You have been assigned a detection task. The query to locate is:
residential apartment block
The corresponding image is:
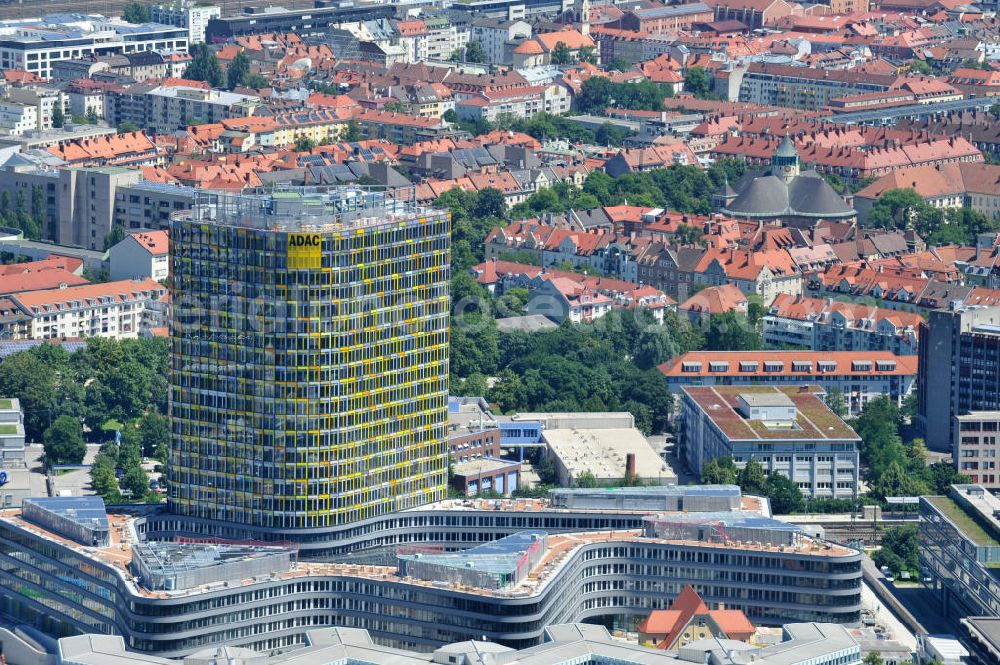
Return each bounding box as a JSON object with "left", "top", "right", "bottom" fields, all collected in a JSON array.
[
  {"left": 681, "top": 386, "right": 860, "bottom": 499},
  {"left": 146, "top": 85, "right": 261, "bottom": 134},
  {"left": 0, "top": 278, "right": 167, "bottom": 340},
  {"left": 918, "top": 305, "right": 1000, "bottom": 451},
  {"left": 661, "top": 351, "right": 917, "bottom": 417},
  {"left": 736, "top": 63, "right": 898, "bottom": 110},
  {"left": 764, "top": 293, "right": 922, "bottom": 355}
]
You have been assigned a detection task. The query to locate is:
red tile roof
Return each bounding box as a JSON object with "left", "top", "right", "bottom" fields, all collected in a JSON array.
[{"left": 126, "top": 231, "right": 168, "bottom": 256}]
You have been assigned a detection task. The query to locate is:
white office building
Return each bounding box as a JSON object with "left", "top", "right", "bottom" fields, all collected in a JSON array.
[
  {"left": 149, "top": 2, "right": 221, "bottom": 45},
  {"left": 0, "top": 101, "right": 37, "bottom": 135},
  {"left": 0, "top": 15, "right": 188, "bottom": 79}
]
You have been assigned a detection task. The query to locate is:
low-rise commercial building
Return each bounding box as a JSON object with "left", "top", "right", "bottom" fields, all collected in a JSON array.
[
  {"left": 955, "top": 412, "right": 1000, "bottom": 491},
  {"left": 447, "top": 396, "right": 502, "bottom": 463},
  {"left": 450, "top": 457, "right": 522, "bottom": 496},
  {"left": 681, "top": 386, "right": 860, "bottom": 499},
  {"left": 0, "top": 486, "right": 863, "bottom": 656},
  {"left": 521, "top": 411, "right": 676, "bottom": 486},
  {"left": 0, "top": 16, "right": 188, "bottom": 80},
  {"left": 921, "top": 484, "right": 1000, "bottom": 619},
  {"left": 55, "top": 621, "right": 862, "bottom": 665},
  {"left": 661, "top": 351, "right": 917, "bottom": 417}
]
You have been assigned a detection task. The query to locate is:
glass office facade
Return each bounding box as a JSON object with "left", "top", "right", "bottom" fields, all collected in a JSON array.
[{"left": 168, "top": 192, "right": 451, "bottom": 529}]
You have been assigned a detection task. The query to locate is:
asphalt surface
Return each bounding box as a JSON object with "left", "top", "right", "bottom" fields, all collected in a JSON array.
[{"left": 887, "top": 584, "right": 957, "bottom": 636}]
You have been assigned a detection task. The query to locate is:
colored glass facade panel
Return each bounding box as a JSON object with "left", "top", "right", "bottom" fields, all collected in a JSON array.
[{"left": 168, "top": 191, "right": 451, "bottom": 529}]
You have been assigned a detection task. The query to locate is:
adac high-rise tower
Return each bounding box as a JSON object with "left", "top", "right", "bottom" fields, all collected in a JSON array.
[{"left": 168, "top": 189, "right": 450, "bottom": 532}]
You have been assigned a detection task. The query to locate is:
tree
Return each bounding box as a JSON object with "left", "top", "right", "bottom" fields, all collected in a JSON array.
[
  {"left": 578, "top": 46, "right": 598, "bottom": 65},
  {"left": 863, "top": 651, "right": 884, "bottom": 665},
  {"left": 551, "top": 42, "right": 573, "bottom": 65},
  {"left": 929, "top": 461, "right": 970, "bottom": 495},
  {"left": 701, "top": 456, "right": 737, "bottom": 485},
  {"left": 673, "top": 224, "right": 703, "bottom": 246},
  {"left": 449, "top": 48, "right": 464, "bottom": 62},
  {"left": 86, "top": 107, "right": 99, "bottom": 124},
  {"left": 294, "top": 135, "right": 316, "bottom": 152},
  {"left": 104, "top": 224, "right": 126, "bottom": 250},
  {"left": 867, "top": 188, "right": 926, "bottom": 230},
  {"left": 90, "top": 452, "right": 120, "bottom": 499},
  {"left": 576, "top": 470, "right": 600, "bottom": 488},
  {"left": 488, "top": 369, "right": 526, "bottom": 413},
  {"left": 122, "top": 1, "right": 150, "bottom": 23},
  {"left": 184, "top": 43, "right": 224, "bottom": 88},
  {"left": 706, "top": 311, "right": 762, "bottom": 350},
  {"left": 874, "top": 524, "right": 919, "bottom": 575},
  {"left": 139, "top": 411, "right": 169, "bottom": 461},
  {"left": 870, "top": 460, "right": 928, "bottom": 501},
  {"left": 611, "top": 57, "right": 631, "bottom": 72},
  {"left": 766, "top": 473, "right": 804, "bottom": 514},
  {"left": 455, "top": 372, "right": 488, "bottom": 397},
  {"left": 685, "top": 67, "right": 711, "bottom": 98},
  {"left": 474, "top": 188, "right": 507, "bottom": 220},
  {"left": 121, "top": 465, "right": 150, "bottom": 500},
  {"left": 51, "top": 104, "right": 65, "bottom": 129},
  {"left": 30, "top": 184, "right": 45, "bottom": 235},
  {"left": 226, "top": 50, "right": 251, "bottom": 90},
  {"left": 738, "top": 457, "right": 768, "bottom": 496},
  {"left": 0, "top": 352, "right": 57, "bottom": 441},
  {"left": 117, "top": 121, "right": 139, "bottom": 134},
  {"left": 910, "top": 60, "right": 932, "bottom": 75},
  {"left": 465, "top": 40, "right": 487, "bottom": 63},
  {"left": 825, "top": 388, "right": 848, "bottom": 418},
  {"left": 43, "top": 416, "right": 86, "bottom": 466},
  {"left": 242, "top": 73, "right": 270, "bottom": 89},
  {"left": 342, "top": 119, "right": 362, "bottom": 142}
]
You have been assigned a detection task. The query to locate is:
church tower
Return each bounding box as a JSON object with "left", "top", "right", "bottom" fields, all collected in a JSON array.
[
  {"left": 575, "top": 0, "right": 591, "bottom": 35},
  {"left": 772, "top": 134, "right": 800, "bottom": 183}
]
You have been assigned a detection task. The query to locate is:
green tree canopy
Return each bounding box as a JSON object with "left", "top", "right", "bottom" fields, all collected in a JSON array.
[
  {"left": 766, "top": 473, "right": 804, "bottom": 514},
  {"left": 738, "top": 457, "right": 768, "bottom": 496},
  {"left": 184, "top": 43, "right": 224, "bottom": 88},
  {"left": 684, "top": 67, "right": 712, "bottom": 98},
  {"left": 226, "top": 50, "right": 251, "bottom": 90},
  {"left": 43, "top": 416, "right": 86, "bottom": 466},
  {"left": 702, "top": 456, "right": 737, "bottom": 485},
  {"left": 465, "top": 40, "right": 487, "bottom": 63},
  {"left": 122, "top": 1, "right": 150, "bottom": 23},
  {"left": 551, "top": 42, "right": 573, "bottom": 65}
]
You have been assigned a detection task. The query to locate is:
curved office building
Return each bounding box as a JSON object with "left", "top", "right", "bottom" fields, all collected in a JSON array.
[{"left": 0, "top": 488, "right": 862, "bottom": 657}]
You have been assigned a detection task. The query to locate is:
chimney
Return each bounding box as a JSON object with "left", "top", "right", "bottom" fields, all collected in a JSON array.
[{"left": 626, "top": 453, "right": 636, "bottom": 481}]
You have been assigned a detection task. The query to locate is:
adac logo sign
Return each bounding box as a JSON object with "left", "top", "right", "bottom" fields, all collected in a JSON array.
[{"left": 288, "top": 233, "right": 322, "bottom": 269}]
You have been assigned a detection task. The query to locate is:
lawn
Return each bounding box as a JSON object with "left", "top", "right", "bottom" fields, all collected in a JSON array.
[
  {"left": 0, "top": 399, "right": 12, "bottom": 410},
  {"left": 0, "top": 424, "right": 17, "bottom": 435},
  {"left": 927, "top": 496, "right": 1000, "bottom": 547}
]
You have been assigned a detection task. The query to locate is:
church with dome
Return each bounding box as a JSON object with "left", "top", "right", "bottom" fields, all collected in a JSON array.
[{"left": 714, "top": 135, "right": 857, "bottom": 226}]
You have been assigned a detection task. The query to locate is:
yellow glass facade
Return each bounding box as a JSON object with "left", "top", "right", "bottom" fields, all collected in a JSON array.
[{"left": 168, "top": 194, "right": 450, "bottom": 529}]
